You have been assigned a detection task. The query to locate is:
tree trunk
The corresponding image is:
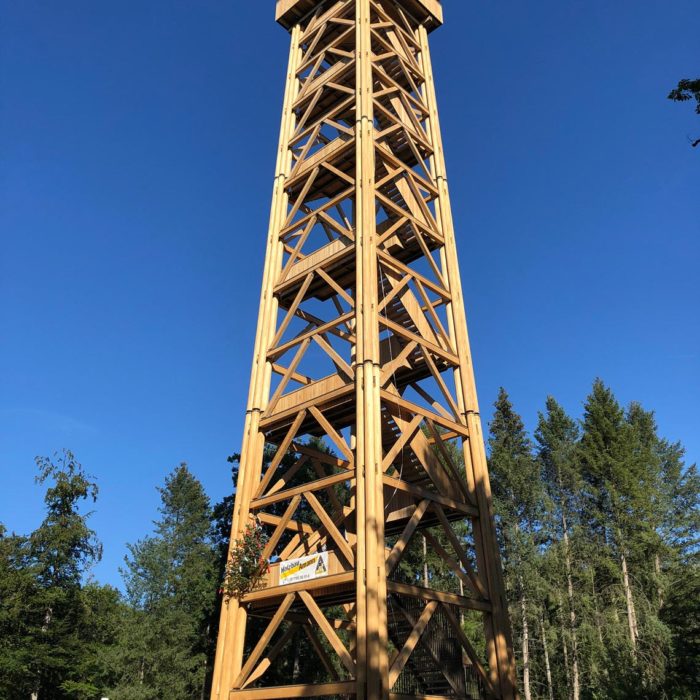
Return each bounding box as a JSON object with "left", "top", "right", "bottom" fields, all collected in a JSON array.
[
  {"left": 31, "top": 607, "right": 54, "bottom": 700},
  {"left": 520, "top": 588, "right": 532, "bottom": 700},
  {"left": 201, "top": 622, "right": 211, "bottom": 700},
  {"left": 620, "top": 550, "right": 639, "bottom": 653},
  {"left": 539, "top": 613, "right": 554, "bottom": 700},
  {"left": 560, "top": 509, "right": 580, "bottom": 700},
  {"left": 561, "top": 622, "right": 572, "bottom": 700},
  {"left": 654, "top": 553, "right": 664, "bottom": 609},
  {"left": 591, "top": 576, "right": 604, "bottom": 647}
]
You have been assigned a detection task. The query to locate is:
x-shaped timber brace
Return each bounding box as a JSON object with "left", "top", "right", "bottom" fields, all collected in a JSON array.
[{"left": 210, "top": 2, "right": 519, "bottom": 698}]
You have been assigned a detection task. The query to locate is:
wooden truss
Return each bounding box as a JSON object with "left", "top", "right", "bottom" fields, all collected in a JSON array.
[{"left": 211, "top": 1, "right": 519, "bottom": 698}]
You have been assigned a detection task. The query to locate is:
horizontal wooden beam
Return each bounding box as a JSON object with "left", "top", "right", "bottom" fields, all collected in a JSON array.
[
  {"left": 230, "top": 680, "right": 356, "bottom": 699},
  {"left": 243, "top": 571, "right": 355, "bottom": 604},
  {"left": 387, "top": 580, "right": 491, "bottom": 612}
]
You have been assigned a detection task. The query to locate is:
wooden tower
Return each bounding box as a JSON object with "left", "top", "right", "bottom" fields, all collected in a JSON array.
[{"left": 211, "top": 1, "right": 519, "bottom": 698}]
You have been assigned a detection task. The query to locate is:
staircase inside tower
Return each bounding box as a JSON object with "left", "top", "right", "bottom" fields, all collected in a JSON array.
[{"left": 388, "top": 594, "right": 487, "bottom": 699}]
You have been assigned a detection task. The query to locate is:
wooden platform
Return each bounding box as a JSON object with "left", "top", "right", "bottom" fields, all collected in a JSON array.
[{"left": 276, "top": 0, "right": 443, "bottom": 31}]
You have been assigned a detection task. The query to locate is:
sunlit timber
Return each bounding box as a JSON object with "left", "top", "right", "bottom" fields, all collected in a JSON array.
[{"left": 211, "top": 2, "right": 519, "bottom": 698}]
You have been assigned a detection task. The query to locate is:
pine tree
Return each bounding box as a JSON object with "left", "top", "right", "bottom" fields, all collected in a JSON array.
[
  {"left": 535, "top": 397, "right": 581, "bottom": 700},
  {"left": 657, "top": 441, "right": 700, "bottom": 699},
  {"left": 488, "top": 389, "right": 546, "bottom": 700},
  {"left": 112, "top": 464, "right": 218, "bottom": 699}
]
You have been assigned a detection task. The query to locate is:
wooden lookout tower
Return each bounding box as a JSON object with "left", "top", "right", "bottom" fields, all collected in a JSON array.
[{"left": 211, "top": 1, "right": 519, "bottom": 698}]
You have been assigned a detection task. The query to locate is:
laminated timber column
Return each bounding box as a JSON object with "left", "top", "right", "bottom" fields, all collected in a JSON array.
[
  {"left": 211, "top": 1, "right": 520, "bottom": 699},
  {"left": 210, "top": 22, "right": 302, "bottom": 700},
  {"left": 354, "top": 1, "right": 390, "bottom": 699},
  {"left": 417, "top": 25, "right": 519, "bottom": 700}
]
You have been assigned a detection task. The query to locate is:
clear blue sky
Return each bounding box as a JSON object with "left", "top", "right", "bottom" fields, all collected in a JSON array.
[{"left": 1, "top": 0, "right": 697, "bottom": 588}]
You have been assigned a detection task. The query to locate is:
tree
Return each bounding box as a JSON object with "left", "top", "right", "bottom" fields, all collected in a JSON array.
[
  {"left": 0, "top": 526, "right": 36, "bottom": 698},
  {"left": 535, "top": 398, "right": 581, "bottom": 700},
  {"left": 488, "top": 389, "right": 546, "bottom": 700},
  {"left": 657, "top": 444, "right": 700, "bottom": 699},
  {"left": 27, "top": 450, "right": 102, "bottom": 700},
  {"left": 112, "top": 464, "right": 218, "bottom": 700},
  {"left": 668, "top": 78, "right": 700, "bottom": 147}
]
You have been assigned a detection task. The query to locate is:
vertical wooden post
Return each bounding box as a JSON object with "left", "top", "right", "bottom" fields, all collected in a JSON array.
[
  {"left": 418, "top": 23, "right": 519, "bottom": 700},
  {"left": 210, "top": 23, "right": 301, "bottom": 700},
  {"left": 355, "top": 1, "right": 389, "bottom": 698}
]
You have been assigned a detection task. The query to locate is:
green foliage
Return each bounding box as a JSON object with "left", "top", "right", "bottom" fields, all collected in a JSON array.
[
  {"left": 1, "top": 385, "right": 696, "bottom": 699},
  {"left": 487, "top": 381, "right": 699, "bottom": 700},
  {"left": 0, "top": 451, "right": 113, "bottom": 699},
  {"left": 668, "top": 77, "right": 700, "bottom": 146},
  {"left": 668, "top": 78, "right": 700, "bottom": 113},
  {"left": 111, "top": 463, "right": 219, "bottom": 700},
  {"left": 222, "top": 522, "right": 269, "bottom": 600}
]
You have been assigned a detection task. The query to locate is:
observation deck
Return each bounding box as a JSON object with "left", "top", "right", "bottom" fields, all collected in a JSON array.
[{"left": 276, "top": 0, "right": 443, "bottom": 31}]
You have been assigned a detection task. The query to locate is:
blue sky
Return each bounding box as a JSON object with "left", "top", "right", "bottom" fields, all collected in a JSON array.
[{"left": 1, "top": 0, "right": 697, "bottom": 588}]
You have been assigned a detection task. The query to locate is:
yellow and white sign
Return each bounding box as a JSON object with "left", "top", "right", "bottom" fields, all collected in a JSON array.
[{"left": 279, "top": 552, "right": 329, "bottom": 586}]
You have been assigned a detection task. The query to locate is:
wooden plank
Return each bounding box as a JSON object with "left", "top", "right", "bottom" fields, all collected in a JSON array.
[
  {"left": 272, "top": 373, "right": 349, "bottom": 416},
  {"left": 268, "top": 311, "right": 355, "bottom": 361},
  {"left": 243, "top": 571, "right": 354, "bottom": 604},
  {"left": 379, "top": 316, "right": 458, "bottom": 368},
  {"left": 251, "top": 471, "right": 353, "bottom": 510},
  {"left": 231, "top": 681, "right": 356, "bottom": 699},
  {"left": 312, "top": 333, "right": 354, "bottom": 380},
  {"left": 417, "top": 344, "right": 461, "bottom": 421},
  {"left": 387, "top": 580, "right": 492, "bottom": 613},
  {"left": 271, "top": 273, "right": 314, "bottom": 348},
  {"left": 292, "top": 441, "right": 351, "bottom": 469},
  {"left": 389, "top": 694, "right": 453, "bottom": 700},
  {"left": 283, "top": 238, "right": 348, "bottom": 285}
]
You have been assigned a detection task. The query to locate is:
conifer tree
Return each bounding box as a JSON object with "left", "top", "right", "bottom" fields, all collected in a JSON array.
[
  {"left": 112, "top": 464, "right": 218, "bottom": 699},
  {"left": 0, "top": 526, "right": 36, "bottom": 698},
  {"left": 535, "top": 397, "right": 581, "bottom": 700},
  {"left": 27, "top": 451, "right": 102, "bottom": 700},
  {"left": 488, "top": 389, "right": 546, "bottom": 700}
]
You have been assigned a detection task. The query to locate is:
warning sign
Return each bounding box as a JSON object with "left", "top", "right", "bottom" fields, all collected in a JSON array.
[{"left": 279, "top": 552, "right": 330, "bottom": 586}]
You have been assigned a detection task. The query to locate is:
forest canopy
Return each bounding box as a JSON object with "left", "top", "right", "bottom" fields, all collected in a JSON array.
[{"left": 0, "top": 380, "right": 697, "bottom": 700}]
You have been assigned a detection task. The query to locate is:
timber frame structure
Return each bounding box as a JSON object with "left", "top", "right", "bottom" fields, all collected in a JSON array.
[{"left": 211, "top": 1, "right": 519, "bottom": 698}]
